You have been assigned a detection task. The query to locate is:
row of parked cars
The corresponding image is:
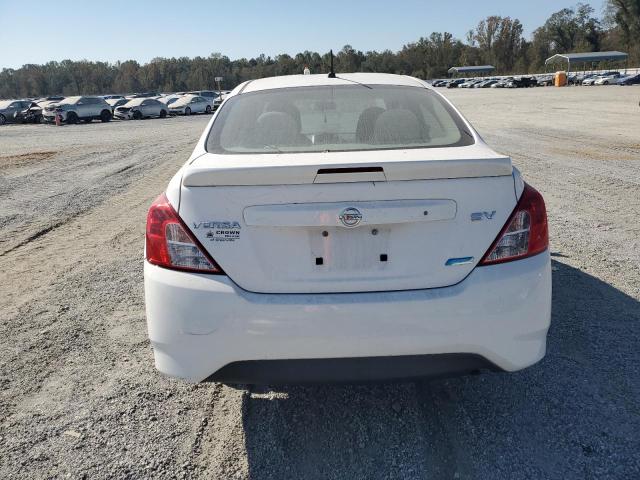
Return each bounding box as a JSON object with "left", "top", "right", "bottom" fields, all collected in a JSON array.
[
  {"left": 433, "top": 77, "right": 537, "bottom": 89},
  {"left": 0, "top": 90, "right": 230, "bottom": 126},
  {"left": 432, "top": 72, "right": 640, "bottom": 89}
]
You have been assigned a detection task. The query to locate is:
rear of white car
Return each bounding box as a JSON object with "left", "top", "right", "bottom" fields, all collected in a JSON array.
[{"left": 144, "top": 73, "right": 551, "bottom": 383}]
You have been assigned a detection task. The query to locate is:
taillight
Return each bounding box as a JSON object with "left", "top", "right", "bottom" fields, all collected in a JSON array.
[
  {"left": 479, "top": 183, "right": 548, "bottom": 265},
  {"left": 145, "top": 193, "right": 223, "bottom": 274}
]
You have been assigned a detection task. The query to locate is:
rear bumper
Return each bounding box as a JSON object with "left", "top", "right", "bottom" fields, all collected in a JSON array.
[
  {"left": 144, "top": 250, "right": 552, "bottom": 383},
  {"left": 207, "top": 354, "right": 500, "bottom": 384}
]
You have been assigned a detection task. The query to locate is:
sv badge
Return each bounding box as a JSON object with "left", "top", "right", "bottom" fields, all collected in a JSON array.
[{"left": 471, "top": 211, "right": 496, "bottom": 221}]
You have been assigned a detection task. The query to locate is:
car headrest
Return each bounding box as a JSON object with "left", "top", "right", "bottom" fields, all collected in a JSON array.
[
  {"left": 254, "top": 111, "right": 300, "bottom": 146},
  {"left": 356, "top": 106, "right": 385, "bottom": 143},
  {"left": 373, "top": 109, "right": 427, "bottom": 145},
  {"left": 263, "top": 100, "right": 302, "bottom": 132}
]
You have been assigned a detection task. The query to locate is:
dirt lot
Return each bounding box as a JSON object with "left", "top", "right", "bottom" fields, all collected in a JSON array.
[{"left": 1, "top": 86, "right": 639, "bottom": 479}]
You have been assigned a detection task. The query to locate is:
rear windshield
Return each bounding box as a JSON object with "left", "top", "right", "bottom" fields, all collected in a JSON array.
[{"left": 206, "top": 85, "right": 474, "bottom": 154}]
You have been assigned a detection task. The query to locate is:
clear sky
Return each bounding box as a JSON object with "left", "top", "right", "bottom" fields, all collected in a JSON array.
[{"left": 0, "top": 0, "right": 606, "bottom": 69}]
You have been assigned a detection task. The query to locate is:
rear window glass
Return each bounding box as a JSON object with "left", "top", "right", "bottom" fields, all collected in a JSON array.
[{"left": 206, "top": 85, "right": 473, "bottom": 154}]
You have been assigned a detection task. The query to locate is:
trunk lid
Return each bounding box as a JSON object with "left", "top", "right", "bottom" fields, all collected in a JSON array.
[
  {"left": 182, "top": 145, "right": 511, "bottom": 186},
  {"left": 178, "top": 146, "right": 516, "bottom": 294}
]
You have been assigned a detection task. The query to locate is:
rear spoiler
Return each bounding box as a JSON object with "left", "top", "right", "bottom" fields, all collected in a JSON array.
[{"left": 182, "top": 156, "right": 512, "bottom": 187}]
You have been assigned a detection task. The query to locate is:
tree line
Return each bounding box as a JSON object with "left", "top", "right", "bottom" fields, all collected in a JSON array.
[{"left": 1, "top": 1, "right": 638, "bottom": 99}]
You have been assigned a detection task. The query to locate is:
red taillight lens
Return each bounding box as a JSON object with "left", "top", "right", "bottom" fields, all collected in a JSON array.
[
  {"left": 145, "top": 193, "right": 223, "bottom": 273},
  {"left": 479, "top": 183, "right": 548, "bottom": 265}
]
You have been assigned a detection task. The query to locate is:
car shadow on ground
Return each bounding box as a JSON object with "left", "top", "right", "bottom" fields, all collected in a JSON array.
[{"left": 239, "top": 260, "right": 640, "bottom": 480}]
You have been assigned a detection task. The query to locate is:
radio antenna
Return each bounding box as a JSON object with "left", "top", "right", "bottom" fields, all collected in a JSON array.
[{"left": 328, "top": 50, "right": 336, "bottom": 78}]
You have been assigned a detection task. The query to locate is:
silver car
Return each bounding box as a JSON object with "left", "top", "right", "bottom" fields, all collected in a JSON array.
[
  {"left": 114, "top": 98, "right": 168, "bottom": 120},
  {"left": 0, "top": 99, "right": 33, "bottom": 125},
  {"left": 187, "top": 90, "right": 221, "bottom": 108},
  {"left": 43, "top": 96, "right": 112, "bottom": 124},
  {"left": 168, "top": 95, "right": 212, "bottom": 115}
]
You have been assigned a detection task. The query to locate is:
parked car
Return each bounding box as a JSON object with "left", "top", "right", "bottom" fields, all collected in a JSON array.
[
  {"left": 43, "top": 96, "right": 112, "bottom": 124},
  {"left": 582, "top": 74, "right": 609, "bottom": 86},
  {"left": 491, "top": 77, "right": 513, "bottom": 88},
  {"left": 35, "top": 96, "right": 65, "bottom": 107},
  {"left": 617, "top": 73, "right": 640, "bottom": 86},
  {"left": 106, "top": 98, "right": 129, "bottom": 112},
  {"left": 460, "top": 79, "right": 484, "bottom": 88},
  {"left": 0, "top": 99, "right": 33, "bottom": 125},
  {"left": 144, "top": 72, "right": 551, "bottom": 384},
  {"left": 187, "top": 90, "right": 222, "bottom": 109},
  {"left": 567, "top": 73, "right": 579, "bottom": 85},
  {"left": 446, "top": 78, "right": 467, "bottom": 88},
  {"left": 159, "top": 94, "right": 183, "bottom": 106},
  {"left": 575, "top": 73, "right": 596, "bottom": 85},
  {"left": 594, "top": 72, "right": 621, "bottom": 85},
  {"left": 102, "top": 95, "right": 125, "bottom": 100},
  {"left": 506, "top": 76, "right": 536, "bottom": 88},
  {"left": 168, "top": 95, "right": 212, "bottom": 115},
  {"left": 114, "top": 98, "right": 168, "bottom": 120},
  {"left": 475, "top": 79, "right": 498, "bottom": 88},
  {"left": 537, "top": 75, "right": 554, "bottom": 87},
  {"left": 14, "top": 102, "right": 43, "bottom": 124}
]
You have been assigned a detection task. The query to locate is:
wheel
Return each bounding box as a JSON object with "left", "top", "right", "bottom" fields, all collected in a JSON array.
[
  {"left": 100, "top": 110, "right": 112, "bottom": 122},
  {"left": 184, "top": 107, "right": 191, "bottom": 116},
  {"left": 0, "top": 114, "right": 5, "bottom": 125},
  {"left": 66, "top": 112, "right": 79, "bottom": 124},
  {"left": 205, "top": 105, "right": 212, "bottom": 114},
  {"left": 133, "top": 110, "right": 143, "bottom": 120},
  {"left": 159, "top": 109, "right": 167, "bottom": 118},
  {"left": 603, "top": 81, "right": 608, "bottom": 85}
]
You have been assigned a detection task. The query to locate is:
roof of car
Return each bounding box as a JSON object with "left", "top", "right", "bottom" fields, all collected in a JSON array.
[
  {"left": 125, "top": 98, "right": 146, "bottom": 106},
  {"left": 239, "top": 73, "right": 428, "bottom": 93},
  {"left": 172, "top": 94, "right": 198, "bottom": 104},
  {"left": 59, "top": 96, "right": 81, "bottom": 103}
]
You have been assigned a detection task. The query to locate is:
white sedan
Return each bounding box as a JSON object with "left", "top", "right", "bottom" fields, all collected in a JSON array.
[
  {"left": 593, "top": 73, "right": 621, "bottom": 85},
  {"left": 144, "top": 73, "right": 551, "bottom": 383},
  {"left": 113, "top": 98, "right": 168, "bottom": 120},
  {"left": 582, "top": 76, "right": 602, "bottom": 86},
  {"left": 168, "top": 95, "right": 212, "bottom": 115}
]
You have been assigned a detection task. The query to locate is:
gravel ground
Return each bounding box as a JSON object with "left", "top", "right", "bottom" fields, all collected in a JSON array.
[{"left": 1, "top": 86, "right": 639, "bottom": 479}]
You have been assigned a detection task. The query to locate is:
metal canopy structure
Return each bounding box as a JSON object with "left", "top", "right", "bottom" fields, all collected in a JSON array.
[
  {"left": 447, "top": 65, "right": 495, "bottom": 75},
  {"left": 545, "top": 51, "right": 628, "bottom": 71}
]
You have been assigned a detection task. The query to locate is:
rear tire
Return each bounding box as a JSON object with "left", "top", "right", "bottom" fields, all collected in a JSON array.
[
  {"left": 184, "top": 107, "right": 191, "bottom": 116},
  {"left": 159, "top": 109, "right": 167, "bottom": 118},
  {"left": 205, "top": 105, "right": 212, "bottom": 114},
  {"left": 100, "top": 110, "right": 112, "bottom": 122},
  {"left": 66, "top": 112, "right": 79, "bottom": 124}
]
